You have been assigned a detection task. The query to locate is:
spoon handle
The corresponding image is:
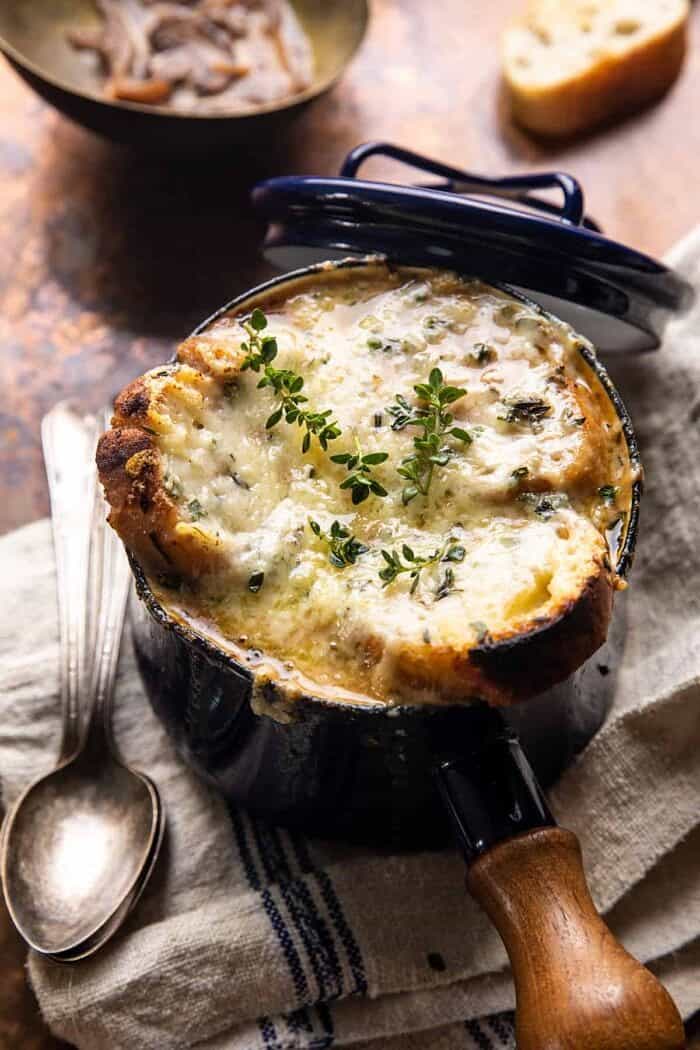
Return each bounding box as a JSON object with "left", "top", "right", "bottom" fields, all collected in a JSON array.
[
  {"left": 41, "top": 404, "right": 100, "bottom": 763},
  {"left": 84, "top": 462, "right": 133, "bottom": 756}
]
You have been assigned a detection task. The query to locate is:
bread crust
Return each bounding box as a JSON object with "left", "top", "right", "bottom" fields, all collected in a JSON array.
[
  {"left": 361, "top": 562, "right": 613, "bottom": 706},
  {"left": 503, "top": 3, "right": 688, "bottom": 137},
  {"left": 97, "top": 371, "right": 226, "bottom": 581}
]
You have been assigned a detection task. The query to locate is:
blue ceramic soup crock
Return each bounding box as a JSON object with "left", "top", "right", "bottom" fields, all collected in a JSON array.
[{"left": 127, "top": 142, "right": 691, "bottom": 850}]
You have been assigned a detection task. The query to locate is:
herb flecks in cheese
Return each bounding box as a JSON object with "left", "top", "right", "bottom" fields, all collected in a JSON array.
[
  {"left": 129, "top": 264, "right": 633, "bottom": 705},
  {"left": 499, "top": 396, "right": 552, "bottom": 427}
]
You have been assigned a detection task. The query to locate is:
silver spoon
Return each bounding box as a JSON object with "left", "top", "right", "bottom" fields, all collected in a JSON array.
[
  {"left": 47, "top": 443, "right": 165, "bottom": 963},
  {"left": 1, "top": 403, "right": 164, "bottom": 959},
  {"left": 47, "top": 457, "right": 165, "bottom": 965}
]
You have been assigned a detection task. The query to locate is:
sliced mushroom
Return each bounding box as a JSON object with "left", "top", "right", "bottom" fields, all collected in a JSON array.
[
  {"left": 66, "top": 0, "right": 313, "bottom": 110},
  {"left": 110, "top": 75, "right": 173, "bottom": 104}
]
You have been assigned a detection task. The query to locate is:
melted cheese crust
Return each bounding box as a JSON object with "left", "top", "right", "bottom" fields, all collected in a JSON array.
[{"left": 113, "top": 264, "right": 632, "bottom": 705}]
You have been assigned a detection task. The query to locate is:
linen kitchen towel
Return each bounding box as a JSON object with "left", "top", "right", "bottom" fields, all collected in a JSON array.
[{"left": 1, "top": 229, "right": 700, "bottom": 1050}]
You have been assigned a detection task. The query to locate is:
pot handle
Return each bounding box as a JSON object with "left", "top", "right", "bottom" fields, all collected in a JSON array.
[
  {"left": 467, "top": 826, "right": 684, "bottom": 1050},
  {"left": 435, "top": 722, "right": 685, "bottom": 1050}
]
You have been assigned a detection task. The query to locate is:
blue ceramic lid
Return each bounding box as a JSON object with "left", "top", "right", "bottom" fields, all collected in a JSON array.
[{"left": 252, "top": 142, "right": 693, "bottom": 353}]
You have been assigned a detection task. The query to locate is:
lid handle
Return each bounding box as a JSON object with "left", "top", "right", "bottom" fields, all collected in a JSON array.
[{"left": 340, "top": 142, "right": 589, "bottom": 228}]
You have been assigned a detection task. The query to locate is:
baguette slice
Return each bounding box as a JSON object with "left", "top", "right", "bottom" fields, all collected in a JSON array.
[{"left": 502, "top": 0, "right": 689, "bottom": 137}]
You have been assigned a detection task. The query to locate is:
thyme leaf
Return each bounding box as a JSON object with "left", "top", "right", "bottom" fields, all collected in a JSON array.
[
  {"left": 309, "top": 519, "right": 369, "bottom": 568},
  {"left": 435, "top": 566, "right": 457, "bottom": 601},
  {"left": 367, "top": 336, "right": 402, "bottom": 353},
  {"left": 187, "top": 498, "right": 205, "bottom": 520},
  {"left": 331, "top": 437, "right": 389, "bottom": 505},
  {"left": 519, "top": 491, "right": 570, "bottom": 519},
  {"left": 379, "top": 537, "right": 465, "bottom": 596},
  {"left": 248, "top": 572, "right": 265, "bottom": 593},
  {"left": 598, "top": 484, "right": 618, "bottom": 505},
  {"left": 469, "top": 342, "right": 496, "bottom": 365}
]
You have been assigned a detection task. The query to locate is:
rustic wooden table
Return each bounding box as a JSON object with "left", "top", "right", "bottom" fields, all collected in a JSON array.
[{"left": 2, "top": 2, "right": 700, "bottom": 1046}]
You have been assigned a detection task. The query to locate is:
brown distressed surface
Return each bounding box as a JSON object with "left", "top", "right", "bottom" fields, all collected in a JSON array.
[{"left": 1, "top": 1, "right": 700, "bottom": 1047}]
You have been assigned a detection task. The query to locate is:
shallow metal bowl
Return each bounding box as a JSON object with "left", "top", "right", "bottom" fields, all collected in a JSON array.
[{"left": 0, "top": 0, "right": 368, "bottom": 150}]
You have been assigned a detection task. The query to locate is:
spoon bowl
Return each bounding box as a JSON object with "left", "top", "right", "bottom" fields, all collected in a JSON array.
[
  {"left": 2, "top": 755, "right": 159, "bottom": 955},
  {"left": 45, "top": 796, "right": 165, "bottom": 963}
]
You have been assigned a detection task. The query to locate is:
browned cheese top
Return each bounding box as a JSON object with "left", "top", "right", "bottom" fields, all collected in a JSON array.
[{"left": 102, "top": 264, "right": 634, "bottom": 707}]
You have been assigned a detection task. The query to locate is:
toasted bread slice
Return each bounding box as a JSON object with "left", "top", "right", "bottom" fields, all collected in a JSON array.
[{"left": 502, "top": 0, "right": 689, "bottom": 137}]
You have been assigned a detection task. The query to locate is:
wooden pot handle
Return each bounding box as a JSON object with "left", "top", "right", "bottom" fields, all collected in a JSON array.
[{"left": 467, "top": 826, "right": 685, "bottom": 1050}]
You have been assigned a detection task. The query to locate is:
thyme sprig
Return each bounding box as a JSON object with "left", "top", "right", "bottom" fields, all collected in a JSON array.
[
  {"left": 331, "top": 437, "right": 389, "bottom": 505},
  {"left": 309, "top": 519, "right": 369, "bottom": 568},
  {"left": 240, "top": 309, "right": 341, "bottom": 454},
  {"left": 387, "top": 368, "right": 471, "bottom": 504},
  {"left": 379, "top": 537, "right": 466, "bottom": 595}
]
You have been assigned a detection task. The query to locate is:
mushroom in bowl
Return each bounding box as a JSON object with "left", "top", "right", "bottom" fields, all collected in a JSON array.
[{"left": 0, "top": 0, "right": 368, "bottom": 149}]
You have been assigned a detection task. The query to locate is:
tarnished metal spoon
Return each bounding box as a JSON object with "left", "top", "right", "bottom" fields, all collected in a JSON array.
[
  {"left": 0, "top": 403, "right": 163, "bottom": 959},
  {"left": 45, "top": 806, "right": 165, "bottom": 962}
]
